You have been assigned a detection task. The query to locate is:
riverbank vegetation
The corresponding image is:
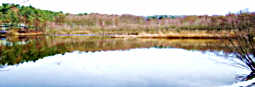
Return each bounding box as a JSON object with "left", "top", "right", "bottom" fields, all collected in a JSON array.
[
  {"left": 49, "top": 13, "right": 255, "bottom": 35},
  {"left": 221, "top": 35, "right": 255, "bottom": 80},
  {"left": 0, "top": 3, "right": 64, "bottom": 33},
  {"left": 1, "top": 3, "right": 255, "bottom": 37}
]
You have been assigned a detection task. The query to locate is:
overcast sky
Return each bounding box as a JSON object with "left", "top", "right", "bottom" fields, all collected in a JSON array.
[{"left": 1, "top": 0, "right": 254, "bottom": 16}]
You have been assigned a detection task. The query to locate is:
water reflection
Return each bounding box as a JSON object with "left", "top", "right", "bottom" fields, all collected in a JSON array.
[
  {"left": 1, "top": 35, "right": 255, "bottom": 87},
  {"left": 223, "top": 36, "right": 255, "bottom": 86},
  {"left": 0, "top": 36, "right": 229, "bottom": 66},
  {"left": 0, "top": 36, "right": 30, "bottom": 46},
  {"left": 0, "top": 48, "right": 246, "bottom": 87}
]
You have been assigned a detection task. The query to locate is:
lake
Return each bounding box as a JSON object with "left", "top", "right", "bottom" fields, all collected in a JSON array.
[{"left": 0, "top": 35, "right": 254, "bottom": 87}]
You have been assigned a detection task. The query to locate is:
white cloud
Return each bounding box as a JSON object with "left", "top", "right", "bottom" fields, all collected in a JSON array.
[{"left": 1, "top": 0, "right": 254, "bottom": 16}]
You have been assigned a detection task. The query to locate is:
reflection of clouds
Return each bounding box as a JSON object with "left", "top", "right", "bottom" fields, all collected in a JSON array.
[{"left": 0, "top": 48, "right": 247, "bottom": 87}]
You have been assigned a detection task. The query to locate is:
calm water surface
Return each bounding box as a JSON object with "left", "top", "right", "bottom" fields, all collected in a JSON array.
[{"left": 0, "top": 35, "right": 253, "bottom": 87}]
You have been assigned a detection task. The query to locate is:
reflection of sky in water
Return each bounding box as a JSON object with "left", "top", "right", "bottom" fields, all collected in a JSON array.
[
  {"left": 0, "top": 38, "right": 28, "bottom": 46},
  {"left": 0, "top": 48, "right": 250, "bottom": 87}
]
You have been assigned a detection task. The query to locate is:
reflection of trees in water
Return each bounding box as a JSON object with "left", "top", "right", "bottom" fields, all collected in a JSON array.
[
  {"left": 0, "top": 36, "right": 240, "bottom": 67},
  {"left": 3, "top": 35, "right": 255, "bottom": 82},
  {"left": 223, "top": 35, "right": 255, "bottom": 81},
  {"left": 0, "top": 36, "right": 161, "bottom": 66},
  {"left": 0, "top": 40, "right": 62, "bottom": 66},
  {"left": 2, "top": 35, "right": 255, "bottom": 87},
  {"left": 230, "top": 36, "right": 255, "bottom": 71},
  {"left": 0, "top": 36, "right": 70, "bottom": 66}
]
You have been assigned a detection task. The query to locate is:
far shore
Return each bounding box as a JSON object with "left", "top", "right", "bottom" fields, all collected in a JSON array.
[
  {"left": 1, "top": 3, "right": 255, "bottom": 40},
  {"left": 1, "top": 29, "right": 249, "bottom": 39},
  {"left": 110, "top": 33, "right": 237, "bottom": 39},
  {"left": 0, "top": 31, "right": 44, "bottom": 36}
]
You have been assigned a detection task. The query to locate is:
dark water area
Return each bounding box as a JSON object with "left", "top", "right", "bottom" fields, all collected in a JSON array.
[{"left": 0, "top": 35, "right": 255, "bottom": 87}]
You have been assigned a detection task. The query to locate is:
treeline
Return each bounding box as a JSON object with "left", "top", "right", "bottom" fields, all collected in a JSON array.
[
  {"left": 1, "top": 3, "right": 255, "bottom": 34},
  {"left": 0, "top": 3, "right": 65, "bottom": 31},
  {"left": 146, "top": 15, "right": 184, "bottom": 20},
  {"left": 145, "top": 13, "right": 255, "bottom": 31},
  {"left": 53, "top": 13, "right": 255, "bottom": 33}
]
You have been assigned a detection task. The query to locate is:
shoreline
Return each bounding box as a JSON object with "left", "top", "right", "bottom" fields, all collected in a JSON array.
[
  {"left": 0, "top": 32, "right": 44, "bottom": 36},
  {"left": 110, "top": 32, "right": 240, "bottom": 39},
  {"left": 0, "top": 30, "right": 248, "bottom": 39}
]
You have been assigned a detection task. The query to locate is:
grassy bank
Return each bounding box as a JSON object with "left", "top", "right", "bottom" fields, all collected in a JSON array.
[{"left": 110, "top": 30, "right": 240, "bottom": 39}]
